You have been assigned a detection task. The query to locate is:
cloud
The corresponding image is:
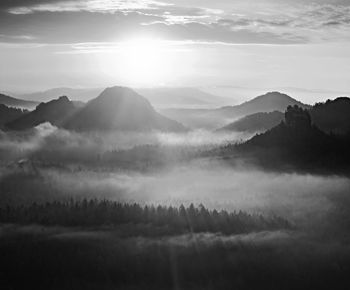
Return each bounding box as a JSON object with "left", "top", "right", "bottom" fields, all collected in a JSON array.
[
  {"left": 199, "top": 3, "right": 350, "bottom": 42},
  {"left": 2, "top": 0, "right": 170, "bottom": 14},
  {"left": 0, "top": 10, "right": 302, "bottom": 45},
  {"left": 0, "top": 0, "right": 350, "bottom": 45},
  {"left": 0, "top": 34, "right": 36, "bottom": 43},
  {"left": 0, "top": 10, "right": 163, "bottom": 43}
]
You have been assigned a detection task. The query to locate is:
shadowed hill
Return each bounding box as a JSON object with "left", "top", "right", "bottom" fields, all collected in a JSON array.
[
  {"left": 310, "top": 97, "right": 350, "bottom": 134},
  {"left": 63, "top": 86, "right": 186, "bottom": 132},
  {"left": 0, "top": 93, "right": 38, "bottom": 110},
  {"left": 212, "top": 106, "right": 350, "bottom": 174},
  {"left": 244, "top": 106, "right": 326, "bottom": 150},
  {"left": 0, "top": 104, "right": 28, "bottom": 128},
  {"left": 5, "top": 96, "right": 78, "bottom": 130}
]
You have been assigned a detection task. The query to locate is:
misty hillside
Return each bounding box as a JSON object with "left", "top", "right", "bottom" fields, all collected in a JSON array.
[
  {"left": 161, "top": 91, "right": 309, "bottom": 129},
  {"left": 310, "top": 97, "right": 350, "bottom": 134},
  {"left": 63, "top": 86, "right": 186, "bottom": 132},
  {"left": 6, "top": 96, "right": 78, "bottom": 130},
  {"left": 0, "top": 104, "right": 28, "bottom": 128},
  {"left": 14, "top": 87, "right": 233, "bottom": 109},
  {"left": 218, "top": 111, "right": 284, "bottom": 133},
  {"left": 0, "top": 93, "right": 38, "bottom": 110},
  {"left": 136, "top": 87, "right": 234, "bottom": 108},
  {"left": 14, "top": 87, "right": 103, "bottom": 103},
  {"left": 244, "top": 106, "right": 327, "bottom": 149}
]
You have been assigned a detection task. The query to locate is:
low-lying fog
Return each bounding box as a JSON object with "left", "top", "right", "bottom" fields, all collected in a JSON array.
[
  {"left": 1, "top": 123, "right": 350, "bottom": 237},
  {"left": 0, "top": 123, "right": 251, "bottom": 161},
  {"left": 2, "top": 160, "right": 349, "bottom": 230}
]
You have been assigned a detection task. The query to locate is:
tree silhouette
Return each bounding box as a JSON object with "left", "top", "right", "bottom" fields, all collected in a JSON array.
[{"left": 0, "top": 199, "right": 291, "bottom": 235}]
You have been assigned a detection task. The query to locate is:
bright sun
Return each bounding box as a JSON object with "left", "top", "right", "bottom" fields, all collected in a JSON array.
[{"left": 102, "top": 37, "right": 176, "bottom": 86}]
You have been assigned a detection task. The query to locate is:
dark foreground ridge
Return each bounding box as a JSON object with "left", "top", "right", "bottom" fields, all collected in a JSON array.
[{"left": 0, "top": 199, "right": 291, "bottom": 235}]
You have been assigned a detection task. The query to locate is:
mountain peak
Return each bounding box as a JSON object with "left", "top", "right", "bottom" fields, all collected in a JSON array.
[
  {"left": 233, "top": 91, "right": 310, "bottom": 114},
  {"left": 58, "top": 95, "right": 70, "bottom": 102},
  {"left": 249, "top": 91, "right": 302, "bottom": 103},
  {"left": 262, "top": 91, "right": 292, "bottom": 98},
  {"left": 216, "top": 91, "right": 309, "bottom": 122},
  {"left": 63, "top": 86, "right": 185, "bottom": 132},
  {"left": 101, "top": 86, "right": 134, "bottom": 95},
  {"left": 95, "top": 86, "right": 152, "bottom": 105}
]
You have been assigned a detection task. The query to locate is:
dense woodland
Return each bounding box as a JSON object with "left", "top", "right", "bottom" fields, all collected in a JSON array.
[{"left": 0, "top": 200, "right": 291, "bottom": 235}]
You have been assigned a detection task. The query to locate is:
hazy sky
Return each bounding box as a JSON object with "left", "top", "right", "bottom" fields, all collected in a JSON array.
[{"left": 0, "top": 0, "right": 350, "bottom": 101}]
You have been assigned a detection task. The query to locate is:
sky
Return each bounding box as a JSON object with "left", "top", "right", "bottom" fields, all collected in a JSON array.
[{"left": 0, "top": 0, "right": 350, "bottom": 103}]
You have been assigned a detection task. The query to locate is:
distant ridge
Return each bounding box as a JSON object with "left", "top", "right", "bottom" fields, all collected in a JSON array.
[
  {"left": 14, "top": 87, "right": 103, "bottom": 103},
  {"left": 218, "top": 96, "right": 350, "bottom": 134},
  {"left": 63, "top": 86, "right": 186, "bottom": 132},
  {"left": 0, "top": 93, "right": 38, "bottom": 110},
  {"left": 161, "top": 91, "right": 309, "bottom": 129},
  {"left": 136, "top": 87, "right": 234, "bottom": 108},
  {"left": 6, "top": 96, "right": 78, "bottom": 130},
  {"left": 13, "top": 86, "right": 233, "bottom": 108},
  {"left": 218, "top": 91, "right": 310, "bottom": 117}
]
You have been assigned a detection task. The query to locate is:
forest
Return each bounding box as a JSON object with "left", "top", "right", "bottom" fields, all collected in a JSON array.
[{"left": 0, "top": 200, "right": 291, "bottom": 235}]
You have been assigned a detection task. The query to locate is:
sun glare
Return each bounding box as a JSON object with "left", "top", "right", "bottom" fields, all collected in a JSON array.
[{"left": 102, "top": 37, "right": 177, "bottom": 86}]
